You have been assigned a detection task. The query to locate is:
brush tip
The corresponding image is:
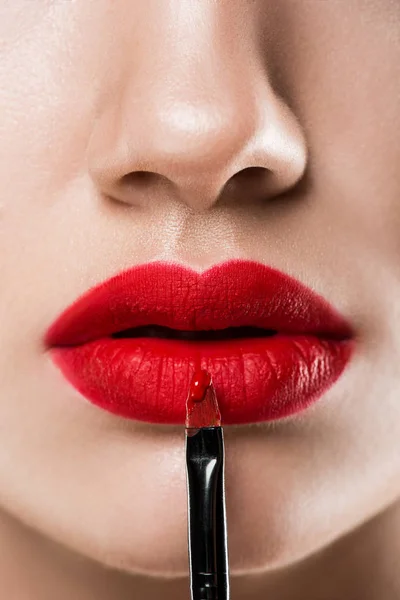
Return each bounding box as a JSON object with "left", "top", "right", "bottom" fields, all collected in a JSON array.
[{"left": 185, "top": 369, "right": 221, "bottom": 429}]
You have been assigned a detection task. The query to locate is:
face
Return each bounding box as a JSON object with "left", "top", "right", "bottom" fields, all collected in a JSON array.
[{"left": 0, "top": 0, "right": 400, "bottom": 579}]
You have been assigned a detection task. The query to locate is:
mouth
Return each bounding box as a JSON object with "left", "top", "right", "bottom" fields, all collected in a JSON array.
[
  {"left": 111, "top": 325, "right": 278, "bottom": 341},
  {"left": 45, "top": 260, "right": 354, "bottom": 425}
]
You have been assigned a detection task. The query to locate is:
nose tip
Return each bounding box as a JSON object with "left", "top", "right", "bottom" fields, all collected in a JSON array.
[
  {"left": 149, "top": 98, "right": 244, "bottom": 172},
  {"left": 134, "top": 98, "right": 270, "bottom": 209}
]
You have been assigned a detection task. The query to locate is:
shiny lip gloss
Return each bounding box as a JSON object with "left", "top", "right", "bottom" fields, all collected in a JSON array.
[{"left": 44, "top": 259, "right": 354, "bottom": 425}]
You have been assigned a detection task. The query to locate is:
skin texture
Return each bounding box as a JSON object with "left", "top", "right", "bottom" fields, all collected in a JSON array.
[{"left": 0, "top": 0, "right": 400, "bottom": 597}]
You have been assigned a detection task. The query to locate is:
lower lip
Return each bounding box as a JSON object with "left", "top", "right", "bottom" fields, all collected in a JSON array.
[{"left": 49, "top": 335, "right": 353, "bottom": 425}]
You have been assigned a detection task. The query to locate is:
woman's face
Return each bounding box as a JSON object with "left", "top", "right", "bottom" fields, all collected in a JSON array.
[{"left": 1, "top": 0, "right": 400, "bottom": 579}]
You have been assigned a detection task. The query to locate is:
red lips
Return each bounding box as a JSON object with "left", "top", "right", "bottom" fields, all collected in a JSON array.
[{"left": 45, "top": 260, "right": 353, "bottom": 425}]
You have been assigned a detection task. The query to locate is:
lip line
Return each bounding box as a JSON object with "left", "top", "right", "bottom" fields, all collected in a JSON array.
[
  {"left": 45, "top": 259, "right": 353, "bottom": 348},
  {"left": 57, "top": 330, "right": 349, "bottom": 350}
]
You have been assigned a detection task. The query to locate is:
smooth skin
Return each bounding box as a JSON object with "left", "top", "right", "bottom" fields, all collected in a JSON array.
[{"left": 1, "top": 1, "right": 400, "bottom": 598}]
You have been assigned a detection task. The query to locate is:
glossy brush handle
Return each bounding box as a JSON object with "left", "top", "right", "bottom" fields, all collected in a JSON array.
[{"left": 186, "top": 427, "right": 229, "bottom": 600}]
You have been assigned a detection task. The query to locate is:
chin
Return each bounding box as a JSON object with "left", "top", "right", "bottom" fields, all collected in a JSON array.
[{"left": 24, "top": 465, "right": 340, "bottom": 580}]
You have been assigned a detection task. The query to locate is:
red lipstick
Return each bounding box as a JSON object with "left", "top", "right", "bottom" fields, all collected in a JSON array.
[{"left": 44, "top": 260, "right": 354, "bottom": 425}]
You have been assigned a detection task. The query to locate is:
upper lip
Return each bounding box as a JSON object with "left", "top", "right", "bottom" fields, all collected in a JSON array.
[{"left": 45, "top": 259, "right": 352, "bottom": 347}]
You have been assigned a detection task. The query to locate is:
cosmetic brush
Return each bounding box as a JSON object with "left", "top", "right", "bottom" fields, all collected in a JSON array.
[{"left": 185, "top": 369, "right": 230, "bottom": 600}]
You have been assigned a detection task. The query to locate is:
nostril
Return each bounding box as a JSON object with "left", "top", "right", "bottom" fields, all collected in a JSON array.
[
  {"left": 118, "top": 171, "right": 175, "bottom": 201},
  {"left": 121, "top": 170, "right": 159, "bottom": 187},
  {"left": 221, "top": 165, "right": 270, "bottom": 202},
  {"left": 235, "top": 166, "right": 268, "bottom": 180}
]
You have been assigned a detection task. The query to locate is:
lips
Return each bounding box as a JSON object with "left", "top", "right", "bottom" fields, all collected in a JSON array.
[{"left": 45, "top": 260, "right": 354, "bottom": 425}]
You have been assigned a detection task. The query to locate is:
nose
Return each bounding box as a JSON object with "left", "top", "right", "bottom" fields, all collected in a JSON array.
[{"left": 88, "top": 4, "right": 307, "bottom": 212}]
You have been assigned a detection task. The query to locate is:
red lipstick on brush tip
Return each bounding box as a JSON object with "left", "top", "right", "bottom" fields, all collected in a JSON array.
[{"left": 186, "top": 369, "right": 222, "bottom": 430}]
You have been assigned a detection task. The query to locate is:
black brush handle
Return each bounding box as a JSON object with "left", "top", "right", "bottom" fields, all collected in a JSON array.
[{"left": 186, "top": 427, "right": 229, "bottom": 600}]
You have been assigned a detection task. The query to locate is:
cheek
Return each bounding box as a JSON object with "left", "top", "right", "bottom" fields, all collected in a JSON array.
[{"left": 0, "top": 1, "right": 117, "bottom": 218}]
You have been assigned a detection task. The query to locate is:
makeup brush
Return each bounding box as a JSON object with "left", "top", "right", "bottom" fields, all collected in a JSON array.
[{"left": 185, "top": 369, "right": 230, "bottom": 600}]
